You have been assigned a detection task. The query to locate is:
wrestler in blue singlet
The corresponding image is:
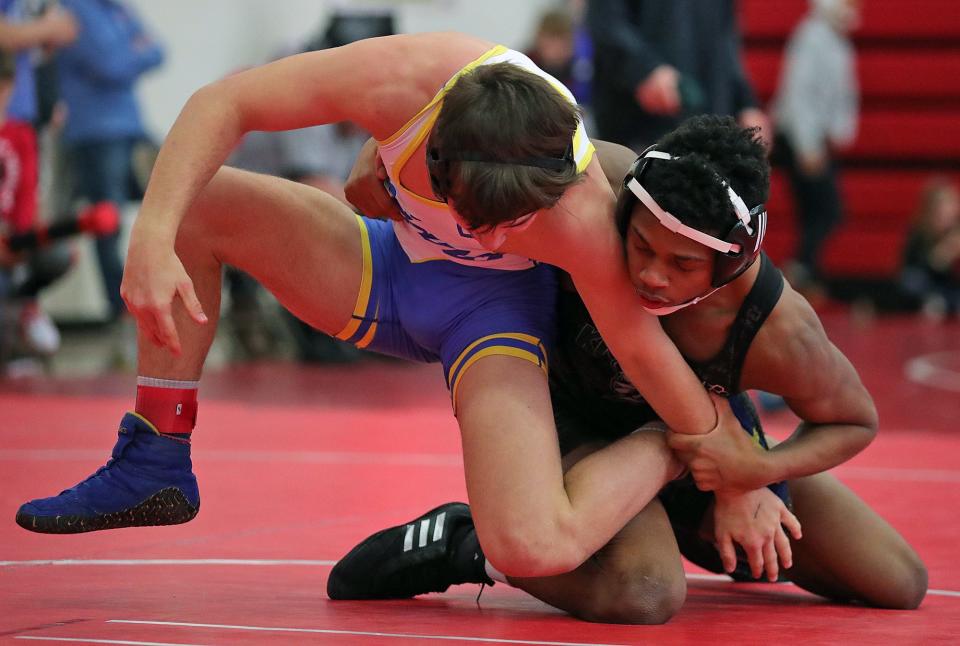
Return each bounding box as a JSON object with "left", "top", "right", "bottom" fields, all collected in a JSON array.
[{"left": 334, "top": 45, "right": 595, "bottom": 405}]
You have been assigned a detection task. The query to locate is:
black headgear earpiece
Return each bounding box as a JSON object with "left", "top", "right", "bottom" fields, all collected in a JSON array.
[{"left": 615, "top": 145, "right": 767, "bottom": 288}]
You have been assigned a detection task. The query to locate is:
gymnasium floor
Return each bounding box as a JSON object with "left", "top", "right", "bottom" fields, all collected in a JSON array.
[{"left": 1, "top": 311, "right": 958, "bottom": 645}]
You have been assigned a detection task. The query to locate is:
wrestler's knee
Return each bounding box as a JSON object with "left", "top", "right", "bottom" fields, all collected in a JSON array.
[
  {"left": 877, "top": 552, "right": 928, "bottom": 610},
  {"left": 573, "top": 561, "right": 687, "bottom": 625}
]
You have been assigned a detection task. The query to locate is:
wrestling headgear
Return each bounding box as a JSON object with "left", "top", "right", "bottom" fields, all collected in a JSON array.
[{"left": 615, "top": 146, "right": 767, "bottom": 291}]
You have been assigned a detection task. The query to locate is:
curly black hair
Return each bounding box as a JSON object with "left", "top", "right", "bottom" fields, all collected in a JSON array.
[{"left": 643, "top": 115, "right": 770, "bottom": 238}]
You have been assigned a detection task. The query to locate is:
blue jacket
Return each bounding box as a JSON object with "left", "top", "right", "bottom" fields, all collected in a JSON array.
[
  {"left": 58, "top": 0, "right": 163, "bottom": 144},
  {"left": 1, "top": 0, "right": 37, "bottom": 123}
]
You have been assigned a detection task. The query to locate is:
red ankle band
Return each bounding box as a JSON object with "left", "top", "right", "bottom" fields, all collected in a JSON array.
[{"left": 135, "top": 385, "right": 198, "bottom": 436}]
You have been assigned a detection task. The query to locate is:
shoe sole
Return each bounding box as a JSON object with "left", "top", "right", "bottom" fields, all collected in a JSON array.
[{"left": 16, "top": 487, "right": 199, "bottom": 534}]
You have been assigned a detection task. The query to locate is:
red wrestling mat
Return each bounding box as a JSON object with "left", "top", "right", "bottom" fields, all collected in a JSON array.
[{"left": 2, "top": 315, "right": 959, "bottom": 645}]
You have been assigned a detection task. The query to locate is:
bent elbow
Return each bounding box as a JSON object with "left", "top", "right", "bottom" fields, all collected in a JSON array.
[
  {"left": 190, "top": 81, "right": 241, "bottom": 121},
  {"left": 186, "top": 83, "right": 218, "bottom": 110}
]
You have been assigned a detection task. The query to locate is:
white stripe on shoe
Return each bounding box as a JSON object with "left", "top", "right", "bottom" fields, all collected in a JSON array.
[
  {"left": 403, "top": 524, "right": 415, "bottom": 552},
  {"left": 403, "top": 512, "right": 448, "bottom": 553},
  {"left": 433, "top": 512, "right": 446, "bottom": 542},
  {"left": 418, "top": 519, "right": 430, "bottom": 548}
]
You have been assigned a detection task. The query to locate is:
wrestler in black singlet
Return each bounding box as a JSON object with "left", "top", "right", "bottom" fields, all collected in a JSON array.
[{"left": 549, "top": 254, "right": 786, "bottom": 577}]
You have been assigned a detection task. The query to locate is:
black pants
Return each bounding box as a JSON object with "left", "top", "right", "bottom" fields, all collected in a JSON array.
[
  {"left": 773, "top": 133, "right": 844, "bottom": 281},
  {"left": 1, "top": 243, "right": 73, "bottom": 300}
]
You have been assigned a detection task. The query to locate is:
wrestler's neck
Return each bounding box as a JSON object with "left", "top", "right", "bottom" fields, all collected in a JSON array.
[{"left": 656, "top": 260, "right": 761, "bottom": 363}]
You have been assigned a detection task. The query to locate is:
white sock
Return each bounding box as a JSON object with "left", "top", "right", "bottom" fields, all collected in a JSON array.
[{"left": 137, "top": 376, "right": 200, "bottom": 389}]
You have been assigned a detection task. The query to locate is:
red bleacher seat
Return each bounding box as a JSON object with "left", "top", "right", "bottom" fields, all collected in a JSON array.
[
  {"left": 765, "top": 170, "right": 960, "bottom": 276},
  {"left": 746, "top": 50, "right": 960, "bottom": 103},
  {"left": 851, "top": 110, "right": 960, "bottom": 159},
  {"left": 741, "top": 0, "right": 960, "bottom": 40},
  {"left": 767, "top": 170, "right": 960, "bottom": 228},
  {"left": 739, "top": 0, "right": 960, "bottom": 279},
  {"left": 764, "top": 227, "right": 909, "bottom": 277}
]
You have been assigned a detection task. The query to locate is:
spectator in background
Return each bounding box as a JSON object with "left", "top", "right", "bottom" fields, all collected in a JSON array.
[
  {"left": 526, "top": 10, "right": 576, "bottom": 94},
  {"left": 1, "top": 0, "right": 78, "bottom": 236},
  {"left": 900, "top": 177, "right": 960, "bottom": 320},
  {"left": 56, "top": 0, "right": 163, "bottom": 322},
  {"left": 586, "top": 0, "right": 768, "bottom": 152},
  {"left": 771, "top": 0, "right": 860, "bottom": 294},
  {"left": 0, "top": 2, "right": 76, "bottom": 366},
  {"left": 227, "top": 120, "right": 368, "bottom": 205},
  {"left": 525, "top": 5, "right": 592, "bottom": 109},
  {"left": 0, "top": 49, "right": 72, "bottom": 365},
  {"left": 224, "top": 8, "right": 393, "bottom": 362},
  {"left": 0, "top": 0, "right": 77, "bottom": 126}
]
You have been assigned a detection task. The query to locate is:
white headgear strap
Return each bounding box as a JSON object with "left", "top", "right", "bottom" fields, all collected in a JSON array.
[
  {"left": 627, "top": 150, "right": 756, "bottom": 255},
  {"left": 639, "top": 288, "right": 723, "bottom": 316}
]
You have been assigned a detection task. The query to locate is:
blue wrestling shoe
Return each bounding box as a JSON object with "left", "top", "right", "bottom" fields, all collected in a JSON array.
[
  {"left": 327, "top": 502, "right": 492, "bottom": 599},
  {"left": 16, "top": 413, "right": 199, "bottom": 534}
]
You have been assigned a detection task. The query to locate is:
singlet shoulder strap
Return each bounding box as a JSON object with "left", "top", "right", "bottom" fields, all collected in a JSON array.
[{"left": 724, "top": 253, "right": 784, "bottom": 389}]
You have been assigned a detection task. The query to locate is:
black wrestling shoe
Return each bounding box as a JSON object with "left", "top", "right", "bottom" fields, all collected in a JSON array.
[{"left": 327, "top": 502, "right": 489, "bottom": 599}]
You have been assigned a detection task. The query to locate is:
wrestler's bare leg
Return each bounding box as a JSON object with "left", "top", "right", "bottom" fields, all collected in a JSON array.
[
  {"left": 784, "top": 472, "right": 927, "bottom": 609},
  {"left": 139, "top": 167, "right": 364, "bottom": 379},
  {"left": 16, "top": 168, "right": 367, "bottom": 534}
]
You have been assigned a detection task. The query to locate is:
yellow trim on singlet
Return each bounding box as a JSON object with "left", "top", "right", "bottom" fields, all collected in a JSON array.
[
  {"left": 446, "top": 331, "right": 544, "bottom": 387},
  {"left": 533, "top": 76, "right": 594, "bottom": 174},
  {"left": 573, "top": 129, "right": 595, "bottom": 173},
  {"left": 355, "top": 304, "right": 379, "bottom": 349},
  {"left": 334, "top": 215, "right": 375, "bottom": 341},
  {"left": 376, "top": 43, "right": 595, "bottom": 267},
  {"left": 394, "top": 108, "right": 445, "bottom": 207},
  {"left": 377, "top": 45, "right": 510, "bottom": 148},
  {"left": 450, "top": 346, "right": 546, "bottom": 410},
  {"left": 379, "top": 46, "right": 511, "bottom": 207},
  {"left": 380, "top": 43, "right": 596, "bottom": 203}
]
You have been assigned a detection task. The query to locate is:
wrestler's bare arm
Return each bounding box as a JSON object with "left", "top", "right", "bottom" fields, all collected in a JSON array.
[
  {"left": 123, "top": 33, "right": 490, "bottom": 352},
  {"left": 136, "top": 33, "right": 475, "bottom": 239},
  {"left": 498, "top": 157, "right": 720, "bottom": 436},
  {"left": 668, "top": 287, "right": 877, "bottom": 492},
  {"left": 342, "top": 136, "right": 722, "bottom": 435},
  {"left": 741, "top": 288, "right": 879, "bottom": 482}
]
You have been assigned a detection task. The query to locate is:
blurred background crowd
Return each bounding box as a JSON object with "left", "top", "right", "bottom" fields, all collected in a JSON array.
[{"left": 0, "top": 0, "right": 957, "bottom": 379}]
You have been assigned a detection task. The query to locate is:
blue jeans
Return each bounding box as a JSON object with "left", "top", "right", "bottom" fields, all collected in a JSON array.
[{"left": 69, "top": 138, "right": 137, "bottom": 319}]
